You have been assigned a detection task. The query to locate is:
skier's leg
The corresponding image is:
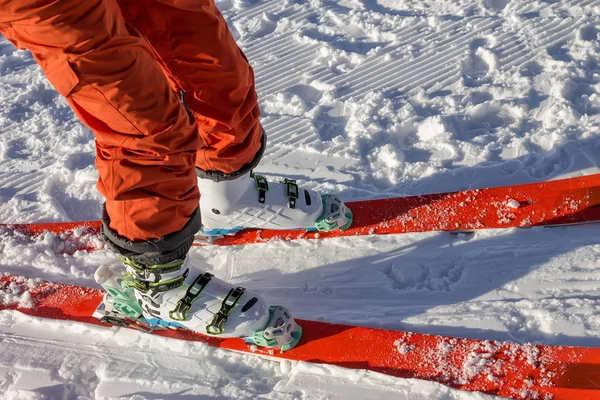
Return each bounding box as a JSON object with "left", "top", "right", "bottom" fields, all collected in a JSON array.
[
  {"left": 0, "top": 0, "right": 199, "bottom": 241},
  {"left": 116, "top": 0, "right": 353, "bottom": 234},
  {"left": 115, "top": 0, "right": 263, "bottom": 176}
]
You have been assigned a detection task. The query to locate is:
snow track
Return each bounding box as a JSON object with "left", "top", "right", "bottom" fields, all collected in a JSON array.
[{"left": 2, "top": 0, "right": 600, "bottom": 398}]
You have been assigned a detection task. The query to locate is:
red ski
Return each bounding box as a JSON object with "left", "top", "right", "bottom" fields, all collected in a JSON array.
[
  {"left": 3, "top": 174, "right": 600, "bottom": 253},
  {"left": 2, "top": 274, "right": 600, "bottom": 399}
]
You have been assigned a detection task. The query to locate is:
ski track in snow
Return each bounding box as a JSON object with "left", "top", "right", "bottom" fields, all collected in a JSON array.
[{"left": 1, "top": 0, "right": 600, "bottom": 398}]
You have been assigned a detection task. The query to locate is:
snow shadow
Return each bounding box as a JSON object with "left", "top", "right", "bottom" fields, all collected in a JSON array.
[{"left": 234, "top": 223, "right": 600, "bottom": 349}]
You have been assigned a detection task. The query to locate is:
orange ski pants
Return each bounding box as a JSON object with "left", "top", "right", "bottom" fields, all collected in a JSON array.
[{"left": 0, "top": 0, "right": 263, "bottom": 241}]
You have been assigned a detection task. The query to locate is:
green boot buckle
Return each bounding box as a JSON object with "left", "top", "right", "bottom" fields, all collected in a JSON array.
[{"left": 99, "top": 277, "right": 144, "bottom": 318}]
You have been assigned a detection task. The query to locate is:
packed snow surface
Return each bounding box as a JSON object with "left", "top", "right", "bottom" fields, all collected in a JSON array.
[{"left": 1, "top": 0, "right": 600, "bottom": 398}]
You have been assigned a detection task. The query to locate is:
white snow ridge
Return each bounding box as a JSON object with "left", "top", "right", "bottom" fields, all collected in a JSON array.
[{"left": 2, "top": 0, "right": 600, "bottom": 398}]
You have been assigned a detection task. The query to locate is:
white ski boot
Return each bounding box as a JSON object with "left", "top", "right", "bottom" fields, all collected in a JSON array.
[
  {"left": 93, "top": 257, "right": 302, "bottom": 350},
  {"left": 197, "top": 172, "right": 353, "bottom": 235}
]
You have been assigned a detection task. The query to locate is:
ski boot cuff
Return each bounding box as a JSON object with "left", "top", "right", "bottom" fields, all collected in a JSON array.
[
  {"left": 195, "top": 127, "right": 266, "bottom": 183},
  {"left": 101, "top": 205, "right": 201, "bottom": 265}
]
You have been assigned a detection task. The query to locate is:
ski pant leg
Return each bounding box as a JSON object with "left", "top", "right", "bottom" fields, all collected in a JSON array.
[
  {"left": 116, "top": 0, "right": 264, "bottom": 179},
  {"left": 0, "top": 0, "right": 201, "bottom": 241}
]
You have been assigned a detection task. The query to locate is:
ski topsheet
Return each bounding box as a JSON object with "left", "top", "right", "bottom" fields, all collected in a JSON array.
[
  {"left": 2, "top": 174, "right": 600, "bottom": 252},
  {"left": 2, "top": 274, "right": 600, "bottom": 400}
]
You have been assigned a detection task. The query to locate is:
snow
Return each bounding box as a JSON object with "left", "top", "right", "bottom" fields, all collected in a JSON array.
[
  {"left": 1, "top": 0, "right": 600, "bottom": 398},
  {"left": 0, "top": 277, "right": 35, "bottom": 309}
]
